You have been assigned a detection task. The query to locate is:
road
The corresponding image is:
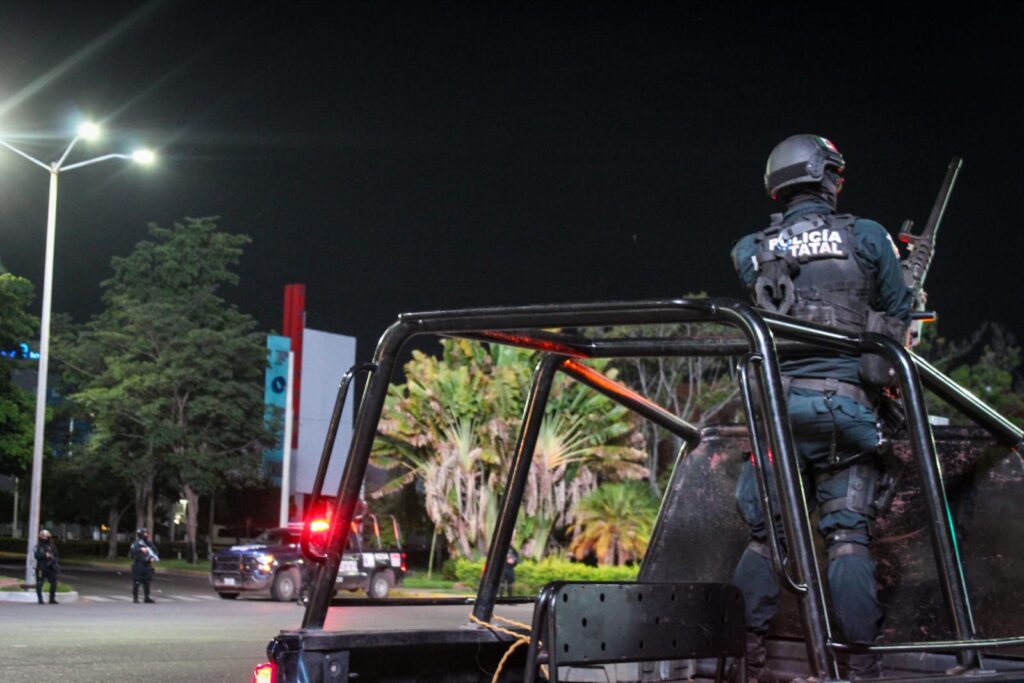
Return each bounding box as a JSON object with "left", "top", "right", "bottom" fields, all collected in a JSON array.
[
  {"left": 0, "top": 560, "right": 533, "bottom": 683},
  {"left": 0, "top": 560, "right": 301, "bottom": 682}
]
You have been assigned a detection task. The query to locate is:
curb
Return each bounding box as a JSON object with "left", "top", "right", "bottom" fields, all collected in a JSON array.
[{"left": 0, "top": 591, "right": 80, "bottom": 603}]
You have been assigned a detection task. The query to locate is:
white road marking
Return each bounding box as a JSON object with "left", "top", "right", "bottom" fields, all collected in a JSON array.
[{"left": 80, "top": 593, "right": 226, "bottom": 603}]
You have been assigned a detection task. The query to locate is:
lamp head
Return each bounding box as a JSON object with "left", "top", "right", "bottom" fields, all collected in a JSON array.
[
  {"left": 77, "top": 122, "right": 101, "bottom": 140},
  {"left": 131, "top": 148, "right": 156, "bottom": 165}
]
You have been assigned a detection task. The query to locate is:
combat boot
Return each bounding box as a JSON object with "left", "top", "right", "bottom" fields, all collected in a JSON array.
[
  {"left": 744, "top": 631, "right": 776, "bottom": 682},
  {"left": 848, "top": 653, "right": 882, "bottom": 680}
]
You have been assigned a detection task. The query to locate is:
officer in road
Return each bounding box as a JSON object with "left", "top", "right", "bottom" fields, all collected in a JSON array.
[
  {"left": 130, "top": 528, "right": 159, "bottom": 603},
  {"left": 34, "top": 528, "right": 60, "bottom": 604},
  {"left": 730, "top": 135, "right": 912, "bottom": 680}
]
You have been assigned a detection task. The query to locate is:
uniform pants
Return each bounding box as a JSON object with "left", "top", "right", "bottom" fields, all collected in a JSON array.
[
  {"left": 133, "top": 566, "right": 153, "bottom": 600},
  {"left": 36, "top": 566, "right": 57, "bottom": 603},
  {"left": 733, "top": 388, "right": 884, "bottom": 645}
]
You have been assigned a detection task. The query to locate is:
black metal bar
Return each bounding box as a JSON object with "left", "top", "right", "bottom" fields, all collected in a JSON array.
[
  {"left": 459, "top": 330, "right": 594, "bottom": 358},
  {"left": 403, "top": 298, "right": 720, "bottom": 333},
  {"left": 472, "top": 354, "right": 562, "bottom": 623},
  {"left": 588, "top": 338, "right": 813, "bottom": 358},
  {"left": 301, "top": 362, "right": 377, "bottom": 564},
  {"left": 403, "top": 298, "right": 717, "bottom": 326},
  {"left": 717, "top": 303, "right": 837, "bottom": 680},
  {"left": 912, "top": 351, "right": 1024, "bottom": 450},
  {"left": 831, "top": 635, "right": 1024, "bottom": 654},
  {"left": 302, "top": 322, "right": 416, "bottom": 630},
  {"left": 737, "top": 353, "right": 805, "bottom": 595},
  {"left": 558, "top": 358, "right": 701, "bottom": 447},
  {"left": 761, "top": 311, "right": 861, "bottom": 353},
  {"left": 523, "top": 585, "right": 557, "bottom": 683},
  {"left": 327, "top": 596, "right": 534, "bottom": 607},
  {"left": 862, "top": 333, "right": 980, "bottom": 669},
  {"left": 465, "top": 333, "right": 816, "bottom": 360}
]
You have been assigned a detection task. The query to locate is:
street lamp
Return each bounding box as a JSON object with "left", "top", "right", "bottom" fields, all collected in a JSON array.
[{"left": 0, "top": 121, "right": 155, "bottom": 585}]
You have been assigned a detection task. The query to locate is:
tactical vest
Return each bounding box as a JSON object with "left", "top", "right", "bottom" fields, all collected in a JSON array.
[{"left": 750, "top": 212, "right": 873, "bottom": 333}]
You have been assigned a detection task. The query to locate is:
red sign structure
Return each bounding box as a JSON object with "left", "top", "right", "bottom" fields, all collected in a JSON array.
[{"left": 283, "top": 284, "right": 306, "bottom": 449}]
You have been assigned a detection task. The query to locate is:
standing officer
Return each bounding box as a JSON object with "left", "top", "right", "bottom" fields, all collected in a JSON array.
[
  {"left": 130, "top": 528, "right": 159, "bottom": 603},
  {"left": 34, "top": 529, "right": 59, "bottom": 604},
  {"left": 730, "top": 135, "right": 912, "bottom": 680}
]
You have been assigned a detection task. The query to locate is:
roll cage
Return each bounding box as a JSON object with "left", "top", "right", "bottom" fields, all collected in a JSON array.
[{"left": 295, "top": 297, "right": 1024, "bottom": 681}]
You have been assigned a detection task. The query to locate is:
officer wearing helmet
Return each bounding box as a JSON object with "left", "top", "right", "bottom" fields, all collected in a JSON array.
[
  {"left": 730, "top": 135, "right": 912, "bottom": 680},
  {"left": 34, "top": 528, "right": 60, "bottom": 604},
  {"left": 130, "top": 528, "right": 159, "bottom": 603}
]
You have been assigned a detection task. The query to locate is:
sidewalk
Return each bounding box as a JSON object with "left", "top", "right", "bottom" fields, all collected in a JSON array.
[{"left": 0, "top": 574, "right": 80, "bottom": 603}]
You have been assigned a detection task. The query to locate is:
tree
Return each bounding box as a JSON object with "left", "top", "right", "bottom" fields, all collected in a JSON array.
[
  {"left": 54, "top": 218, "right": 272, "bottom": 560},
  {"left": 372, "top": 339, "right": 647, "bottom": 560},
  {"left": 599, "top": 305, "right": 743, "bottom": 492},
  {"left": 569, "top": 480, "right": 659, "bottom": 566},
  {"left": 917, "top": 322, "right": 1024, "bottom": 426},
  {"left": 0, "top": 273, "right": 38, "bottom": 476}
]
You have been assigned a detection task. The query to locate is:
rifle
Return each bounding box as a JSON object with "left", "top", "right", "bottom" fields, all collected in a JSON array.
[{"left": 899, "top": 156, "right": 963, "bottom": 345}]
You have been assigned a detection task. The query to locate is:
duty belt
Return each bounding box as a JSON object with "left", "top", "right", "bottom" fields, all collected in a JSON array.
[{"left": 785, "top": 377, "right": 877, "bottom": 409}]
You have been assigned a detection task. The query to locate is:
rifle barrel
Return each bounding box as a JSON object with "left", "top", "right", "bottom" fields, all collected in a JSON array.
[{"left": 921, "top": 156, "right": 963, "bottom": 247}]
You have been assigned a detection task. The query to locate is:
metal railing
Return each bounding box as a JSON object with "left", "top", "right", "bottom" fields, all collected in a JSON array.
[{"left": 297, "top": 298, "right": 1024, "bottom": 681}]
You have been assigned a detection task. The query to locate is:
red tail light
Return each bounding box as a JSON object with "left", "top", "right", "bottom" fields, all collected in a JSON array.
[
  {"left": 252, "top": 661, "right": 277, "bottom": 683},
  {"left": 309, "top": 519, "right": 330, "bottom": 533},
  {"left": 401, "top": 552, "right": 407, "bottom": 572}
]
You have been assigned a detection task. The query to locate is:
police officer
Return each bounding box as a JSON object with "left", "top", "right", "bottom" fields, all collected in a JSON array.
[
  {"left": 731, "top": 135, "right": 912, "bottom": 680},
  {"left": 34, "top": 529, "right": 59, "bottom": 604},
  {"left": 130, "top": 528, "right": 159, "bottom": 603}
]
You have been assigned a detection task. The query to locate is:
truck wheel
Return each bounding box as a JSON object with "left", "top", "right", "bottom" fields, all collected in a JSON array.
[
  {"left": 367, "top": 570, "right": 393, "bottom": 599},
  {"left": 218, "top": 592, "right": 239, "bottom": 600},
  {"left": 271, "top": 569, "right": 300, "bottom": 602}
]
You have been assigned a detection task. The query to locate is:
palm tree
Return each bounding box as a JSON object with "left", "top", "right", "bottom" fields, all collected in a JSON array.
[
  {"left": 569, "top": 481, "right": 659, "bottom": 566},
  {"left": 372, "top": 340, "right": 647, "bottom": 560}
]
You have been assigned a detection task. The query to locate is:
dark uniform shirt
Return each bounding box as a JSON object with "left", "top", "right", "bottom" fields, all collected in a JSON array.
[
  {"left": 34, "top": 539, "right": 59, "bottom": 572},
  {"left": 731, "top": 200, "right": 912, "bottom": 383}
]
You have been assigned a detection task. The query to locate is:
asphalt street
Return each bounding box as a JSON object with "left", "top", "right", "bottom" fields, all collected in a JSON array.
[
  {"left": 1, "top": 558, "right": 213, "bottom": 603},
  {"left": 0, "top": 561, "right": 534, "bottom": 682}
]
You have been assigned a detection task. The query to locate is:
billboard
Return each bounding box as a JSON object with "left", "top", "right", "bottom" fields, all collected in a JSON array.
[
  {"left": 262, "top": 335, "right": 292, "bottom": 483},
  {"left": 293, "top": 328, "right": 356, "bottom": 494}
]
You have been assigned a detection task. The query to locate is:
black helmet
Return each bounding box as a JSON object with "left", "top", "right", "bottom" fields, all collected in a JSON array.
[
  {"left": 764, "top": 135, "right": 845, "bottom": 199},
  {"left": 136, "top": 528, "right": 148, "bottom": 539}
]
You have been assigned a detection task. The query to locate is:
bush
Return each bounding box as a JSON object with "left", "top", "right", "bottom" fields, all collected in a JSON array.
[
  {"left": 441, "top": 557, "right": 460, "bottom": 581},
  {"left": 453, "top": 557, "right": 639, "bottom": 594}
]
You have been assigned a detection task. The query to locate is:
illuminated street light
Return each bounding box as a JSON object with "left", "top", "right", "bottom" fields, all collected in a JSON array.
[
  {"left": 77, "top": 121, "right": 101, "bottom": 140},
  {"left": 131, "top": 148, "right": 156, "bottom": 165},
  {"left": 0, "top": 122, "right": 155, "bottom": 585}
]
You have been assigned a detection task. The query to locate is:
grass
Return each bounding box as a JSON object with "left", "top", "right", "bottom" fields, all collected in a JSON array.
[
  {"left": 398, "top": 571, "right": 475, "bottom": 596},
  {"left": 401, "top": 572, "right": 457, "bottom": 590},
  {"left": 76, "top": 555, "right": 211, "bottom": 574},
  {"left": 1, "top": 582, "right": 75, "bottom": 593},
  {"left": 0, "top": 552, "right": 212, "bottom": 575}
]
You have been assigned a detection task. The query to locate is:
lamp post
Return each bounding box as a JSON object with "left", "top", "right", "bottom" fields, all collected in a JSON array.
[{"left": 0, "top": 122, "right": 155, "bottom": 585}]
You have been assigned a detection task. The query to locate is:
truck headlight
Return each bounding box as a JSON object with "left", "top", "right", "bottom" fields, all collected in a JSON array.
[{"left": 257, "top": 554, "right": 275, "bottom": 573}]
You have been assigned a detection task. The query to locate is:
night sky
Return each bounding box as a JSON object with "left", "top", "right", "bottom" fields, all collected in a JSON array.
[{"left": 1, "top": 2, "right": 1022, "bottom": 363}]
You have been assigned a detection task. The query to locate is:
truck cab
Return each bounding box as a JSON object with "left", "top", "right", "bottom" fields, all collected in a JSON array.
[{"left": 255, "top": 299, "right": 1024, "bottom": 682}]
